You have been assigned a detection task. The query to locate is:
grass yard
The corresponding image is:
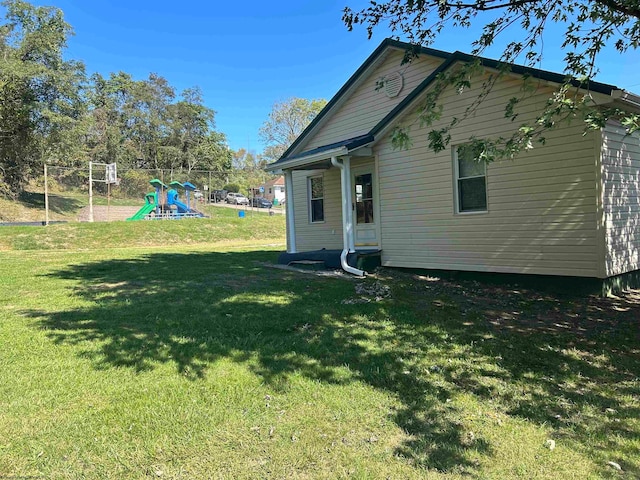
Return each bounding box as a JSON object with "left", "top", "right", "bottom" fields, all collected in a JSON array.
[
  {"left": 0, "top": 189, "right": 144, "bottom": 222},
  {"left": 0, "top": 219, "right": 638, "bottom": 478},
  {"left": 0, "top": 208, "right": 285, "bottom": 251}
]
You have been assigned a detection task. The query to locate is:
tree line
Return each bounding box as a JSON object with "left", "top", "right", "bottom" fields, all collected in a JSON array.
[{"left": 0, "top": 0, "right": 232, "bottom": 197}]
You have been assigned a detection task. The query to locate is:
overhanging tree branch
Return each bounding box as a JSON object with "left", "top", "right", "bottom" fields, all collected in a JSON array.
[
  {"left": 433, "top": 0, "right": 640, "bottom": 17},
  {"left": 595, "top": 0, "right": 640, "bottom": 18},
  {"left": 343, "top": 0, "right": 640, "bottom": 161}
]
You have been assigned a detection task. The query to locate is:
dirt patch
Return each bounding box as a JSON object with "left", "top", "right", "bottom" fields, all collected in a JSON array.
[
  {"left": 76, "top": 206, "right": 140, "bottom": 222},
  {"left": 374, "top": 268, "right": 640, "bottom": 340}
]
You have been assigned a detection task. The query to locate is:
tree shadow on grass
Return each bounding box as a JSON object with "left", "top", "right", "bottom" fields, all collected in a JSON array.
[
  {"left": 24, "top": 250, "right": 488, "bottom": 474},
  {"left": 18, "top": 190, "right": 83, "bottom": 215},
  {"left": 384, "top": 271, "right": 640, "bottom": 476}
]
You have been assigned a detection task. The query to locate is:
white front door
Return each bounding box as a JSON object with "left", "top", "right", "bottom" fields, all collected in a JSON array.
[{"left": 352, "top": 165, "right": 379, "bottom": 248}]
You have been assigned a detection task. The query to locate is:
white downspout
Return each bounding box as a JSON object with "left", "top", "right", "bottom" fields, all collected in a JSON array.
[
  {"left": 331, "top": 156, "right": 366, "bottom": 277},
  {"left": 343, "top": 156, "right": 356, "bottom": 253},
  {"left": 284, "top": 170, "right": 296, "bottom": 253}
]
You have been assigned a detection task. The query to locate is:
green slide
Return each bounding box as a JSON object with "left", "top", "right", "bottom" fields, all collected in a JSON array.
[{"left": 127, "top": 203, "right": 155, "bottom": 221}]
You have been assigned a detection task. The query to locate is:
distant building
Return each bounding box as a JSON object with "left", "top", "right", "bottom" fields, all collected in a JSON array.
[{"left": 257, "top": 176, "right": 285, "bottom": 203}]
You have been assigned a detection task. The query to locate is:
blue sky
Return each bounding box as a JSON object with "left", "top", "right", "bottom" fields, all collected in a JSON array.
[{"left": 15, "top": 1, "right": 640, "bottom": 152}]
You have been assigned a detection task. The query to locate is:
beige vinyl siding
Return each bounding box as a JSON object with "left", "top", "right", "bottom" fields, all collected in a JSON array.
[
  {"left": 376, "top": 75, "right": 600, "bottom": 277},
  {"left": 303, "top": 49, "right": 445, "bottom": 151},
  {"left": 601, "top": 120, "right": 640, "bottom": 276},
  {"left": 291, "top": 169, "right": 343, "bottom": 251}
]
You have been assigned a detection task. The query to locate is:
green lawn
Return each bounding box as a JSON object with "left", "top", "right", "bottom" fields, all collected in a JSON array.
[
  {"left": 0, "top": 189, "right": 142, "bottom": 222},
  {"left": 0, "top": 221, "right": 638, "bottom": 478},
  {"left": 0, "top": 208, "right": 285, "bottom": 251}
]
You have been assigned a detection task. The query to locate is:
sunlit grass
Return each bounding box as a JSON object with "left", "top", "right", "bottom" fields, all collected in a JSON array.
[
  {"left": 0, "top": 207, "right": 285, "bottom": 251},
  {"left": 0, "top": 224, "right": 638, "bottom": 478}
]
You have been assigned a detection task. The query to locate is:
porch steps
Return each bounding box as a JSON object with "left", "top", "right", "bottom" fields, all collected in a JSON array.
[
  {"left": 278, "top": 249, "right": 381, "bottom": 273},
  {"left": 287, "top": 260, "right": 326, "bottom": 271}
]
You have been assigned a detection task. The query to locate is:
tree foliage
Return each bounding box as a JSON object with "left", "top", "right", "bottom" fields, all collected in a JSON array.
[
  {"left": 86, "top": 74, "right": 231, "bottom": 173},
  {"left": 0, "top": 0, "right": 86, "bottom": 195},
  {"left": 343, "top": 0, "right": 640, "bottom": 161},
  {"left": 228, "top": 148, "right": 270, "bottom": 193},
  {"left": 0, "top": 0, "right": 232, "bottom": 197},
  {"left": 259, "top": 97, "right": 327, "bottom": 162}
]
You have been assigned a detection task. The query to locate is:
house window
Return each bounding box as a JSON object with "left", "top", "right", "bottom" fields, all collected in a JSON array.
[
  {"left": 354, "top": 173, "right": 374, "bottom": 224},
  {"left": 308, "top": 175, "right": 324, "bottom": 222},
  {"left": 454, "top": 144, "right": 487, "bottom": 213}
]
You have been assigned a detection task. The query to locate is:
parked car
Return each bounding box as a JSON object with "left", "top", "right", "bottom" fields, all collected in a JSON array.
[
  {"left": 193, "top": 189, "right": 203, "bottom": 200},
  {"left": 251, "top": 196, "right": 273, "bottom": 208},
  {"left": 210, "top": 189, "right": 227, "bottom": 203},
  {"left": 225, "top": 192, "right": 249, "bottom": 205}
]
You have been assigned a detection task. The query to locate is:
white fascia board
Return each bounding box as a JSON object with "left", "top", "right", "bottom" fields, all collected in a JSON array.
[
  {"left": 350, "top": 146, "right": 373, "bottom": 157},
  {"left": 266, "top": 146, "right": 349, "bottom": 172},
  {"left": 611, "top": 90, "right": 640, "bottom": 110}
]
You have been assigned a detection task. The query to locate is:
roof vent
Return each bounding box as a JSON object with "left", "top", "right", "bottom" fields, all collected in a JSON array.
[{"left": 383, "top": 71, "right": 404, "bottom": 98}]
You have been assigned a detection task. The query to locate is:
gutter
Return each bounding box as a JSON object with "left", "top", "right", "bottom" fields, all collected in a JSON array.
[
  {"left": 331, "top": 156, "right": 366, "bottom": 277},
  {"left": 611, "top": 89, "right": 640, "bottom": 110},
  {"left": 266, "top": 146, "right": 348, "bottom": 173}
]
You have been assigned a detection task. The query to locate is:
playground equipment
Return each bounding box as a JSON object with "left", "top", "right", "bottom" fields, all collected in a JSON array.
[{"left": 127, "top": 179, "right": 207, "bottom": 221}]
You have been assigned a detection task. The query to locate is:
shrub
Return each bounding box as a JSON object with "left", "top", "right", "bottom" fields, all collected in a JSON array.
[{"left": 223, "top": 183, "right": 240, "bottom": 193}]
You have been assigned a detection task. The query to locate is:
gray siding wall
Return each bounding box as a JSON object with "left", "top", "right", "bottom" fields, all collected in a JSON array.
[
  {"left": 601, "top": 120, "right": 640, "bottom": 276},
  {"left": 375, "top": 76, "right": 601, "bottom": 277},
  {"left": 304, "top": 49, "right": 445, "bottom": 151}
]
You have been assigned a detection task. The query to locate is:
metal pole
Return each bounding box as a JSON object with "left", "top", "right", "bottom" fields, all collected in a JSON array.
[
  {"left": 44, "top": 163, "right": 49, "bottom": 226},
  {"left": 208, "top": 171, "right": 212, "bottom": 204},
  {"left": 88, "top": 161, "right": 94, "bottom": 222},
  {"left": 107, "top": 182, "right": 111, "bottom": 222},
  {"left": 160, "top": 169, "right": 165, "bottom": 208}
]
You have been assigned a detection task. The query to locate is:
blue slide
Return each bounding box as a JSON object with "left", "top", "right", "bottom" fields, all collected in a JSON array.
[
  {"left": 167, "top": 189, "right": 205, "bottom": 217},
  {"left": 173, "top": 199, "right": 202, "bottom": 216}
]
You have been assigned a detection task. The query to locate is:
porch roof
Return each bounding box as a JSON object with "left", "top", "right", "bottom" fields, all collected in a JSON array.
[{"left": 268, "top": 134, "right": 374, "bottom": 171}]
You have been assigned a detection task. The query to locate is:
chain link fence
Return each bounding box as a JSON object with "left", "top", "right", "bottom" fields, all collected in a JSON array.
[
  {"left": 40, "top": 165, "right": 276, "bottom": 222},
  {"left": 46, "top": 166, "right": 271, "bottom": 199}
]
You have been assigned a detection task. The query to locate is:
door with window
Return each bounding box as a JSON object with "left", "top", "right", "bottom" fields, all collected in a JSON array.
[{"left": 352, "top": 165, "right": 379, "bottom": 248}]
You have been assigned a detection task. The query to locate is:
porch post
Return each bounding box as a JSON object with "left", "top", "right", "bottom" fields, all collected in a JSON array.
[
  {"left": 331, "top": 156, "right": 365, "bottom": 276},
  {"left": 284, "top": 170, "right": 297, "bottom": 253},
  {"left": 342, "top": 156, "right": 356, "bottom": 253},
  {"left": 332, "top": 156, "right": 356, "bottom": 254}
]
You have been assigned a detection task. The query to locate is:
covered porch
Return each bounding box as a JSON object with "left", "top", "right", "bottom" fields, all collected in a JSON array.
[{"left": 269, "top": 136, "right": 382, "bottom": 276}]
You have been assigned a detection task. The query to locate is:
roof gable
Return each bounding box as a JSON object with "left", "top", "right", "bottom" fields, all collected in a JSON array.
[
  {"left": 269, "top": 39, "right": 631, "bottom": 171},
  {"left": 264, "top": 176, "right": 284, "bottom": 187},
  {"left": 280, "top": 39, "right": 450, "bottom": 160}
]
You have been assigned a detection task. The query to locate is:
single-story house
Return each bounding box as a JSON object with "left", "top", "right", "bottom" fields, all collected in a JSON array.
[
  {"left": 267, "top": 38, "right": 640, "bottom": 291},
  {"left": 259, "top": 176, "right": 285, "bottom": 203}
]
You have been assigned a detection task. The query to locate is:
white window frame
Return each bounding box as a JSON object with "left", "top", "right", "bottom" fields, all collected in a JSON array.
[
  {"left": 308, "top": 175, "right": 325, "bottom": 223},
  {"left": 453, "top": 145, "right": 488, "bottom": 214}
]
